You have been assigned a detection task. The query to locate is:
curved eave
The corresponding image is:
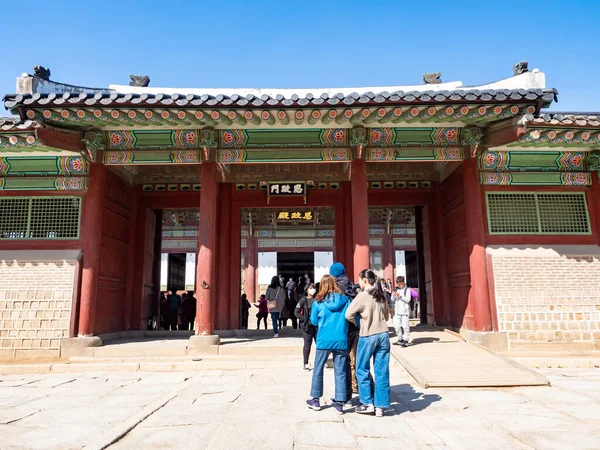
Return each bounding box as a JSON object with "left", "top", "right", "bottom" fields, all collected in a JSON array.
[
  {"left": 4, "top": 88, "right": 558, "bottom": 111},
  {"left": 525, "top": 112, "right": 600, "bottom": 128}
]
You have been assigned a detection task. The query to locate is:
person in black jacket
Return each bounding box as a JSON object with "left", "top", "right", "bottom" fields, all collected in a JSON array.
[
  {"left": 294, "top": 283, "right": 317, "bottom": 370},
  {"left": 329, "top": 262, "right": 363, "bottom": 403}
]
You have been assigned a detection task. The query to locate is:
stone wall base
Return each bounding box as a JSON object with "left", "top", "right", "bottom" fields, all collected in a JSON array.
[
  {"left": 187, "top": 335, "right": 220, "bottom": 356},
  {"left": 460, "top": 329, "right": 509, "bottom": 352}
]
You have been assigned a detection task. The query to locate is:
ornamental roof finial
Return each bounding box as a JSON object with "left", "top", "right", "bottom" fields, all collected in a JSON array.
[
  {"left": 423, "top": 72, "right": 441, "bottom": 84},
  {"left": 33, "top": 66, "right": 51, "bottom": 80},
  {"left": 513, "top": 61, "right": 529, "bottom": 76},
  {"left": 129, "top": 75, "right": 150, "bottom": 87}
]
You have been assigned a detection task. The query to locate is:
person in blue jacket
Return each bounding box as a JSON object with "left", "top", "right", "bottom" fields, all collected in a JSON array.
[{"left": 306, "top": 274, "right": 350, "bottom": 414}]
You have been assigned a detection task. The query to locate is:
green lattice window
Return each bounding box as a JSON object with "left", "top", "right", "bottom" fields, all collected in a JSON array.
[
  {"left": 0, "top": 197, "right": 81, "bottom": 240},
  {"left": 486, "top": 192, "right": 590, "bottom": 235}
]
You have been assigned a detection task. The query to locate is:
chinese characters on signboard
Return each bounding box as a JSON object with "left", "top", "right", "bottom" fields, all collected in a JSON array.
[
  {"left": 267, "top": 182, "right": 306, "bottom": 204},
  {"left": 276, "top": 211, "right": 314, "bottom": 222}
]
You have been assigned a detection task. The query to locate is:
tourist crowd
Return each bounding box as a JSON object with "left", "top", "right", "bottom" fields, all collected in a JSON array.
[{"left": 255, "top": 262, "right": 416, "bottom": 418}]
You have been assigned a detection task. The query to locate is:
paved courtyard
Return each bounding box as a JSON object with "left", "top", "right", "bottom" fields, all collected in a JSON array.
[{"left": 0, "top": 362, "right": 599, "bottom": 450}]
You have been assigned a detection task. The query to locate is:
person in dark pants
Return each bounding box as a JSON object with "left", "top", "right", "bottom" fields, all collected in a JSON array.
[
  {"left": 180, "top": 291, "right": 197, "bottom": 331},
  {"left": 295, "top": 283, "right": 317, "bottom": 370},
  {"left": 254, "top": 294, "right": 269, "bottom": 330},
  {"left": 240, "top": 293, "right": 251, "bottom": 329},
  {"left": 329, "top": 263, "right": 360, "bottom": 400},
  {"left": 167, "top": 290, "right": 180, "bottom": 331}
]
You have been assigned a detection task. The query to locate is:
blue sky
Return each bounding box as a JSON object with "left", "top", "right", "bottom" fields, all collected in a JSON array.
[{"left": 1, "top": 0, "right": 598, "bottom": 113}]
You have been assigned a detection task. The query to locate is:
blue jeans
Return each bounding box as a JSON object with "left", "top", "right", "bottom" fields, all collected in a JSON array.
[
  {"left": 271, "top": 312, "right": 280, "bottom": 334},
  {"left": 310, "top": 349, "right": 348, "bottom": 402},
  {"left": 356, "top": 332, "right": 390, "bottom": 408}
]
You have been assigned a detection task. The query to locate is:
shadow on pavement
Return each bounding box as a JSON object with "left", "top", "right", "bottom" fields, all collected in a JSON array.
[{"left": 390, "top": 383, "right": 442, "bottom": 414}]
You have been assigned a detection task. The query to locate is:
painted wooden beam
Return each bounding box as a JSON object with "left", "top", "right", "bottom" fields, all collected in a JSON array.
[{"left": 37, "top": 126, "right": 84, "bottom": 153}]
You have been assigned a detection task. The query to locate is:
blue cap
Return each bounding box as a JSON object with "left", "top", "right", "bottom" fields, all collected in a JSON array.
[{"left": 329, "top": 262, "right": 346, "bottom": 277}]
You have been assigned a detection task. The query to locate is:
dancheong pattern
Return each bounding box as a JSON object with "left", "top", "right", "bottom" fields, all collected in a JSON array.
[
  {"left": 433, "top": 148, "right": 463, "bottom": 160},
  {"left": 54, "top": 177, "right": 86, "bottom": 190},
  {"left": 171, "top": 151, "right": 199, "bottom": 164},
  {"left": 561, "top": 172, "right": 591, "bottom": 186},
  {"left": 481, "top": 172, "right": 511, "bottom": 185},
  {"left": 27, "top": 104, "right": 535, "bottom": 129},
  {"left": 220, "top": 130, "right": 247, "bottom": 148},
  {"left": 482, "top": 151, "right": 509, "bottom": 171},
  {"left": 557, "top": 152, "right": 585, "bottom": 171},
  {"left": 218, "top": 149, "right": 247, "bottom": 163},
  {"left": 108, "top": 131, "right": 134, "bottom": 149},
  {"left": 368, "top": 148, "right": 394, "bottom": 161},
  {"left": 57, "top": 156, "right": 87, "bottom": 175},
  {"left": 320, "top": 129, "right": 346, "bottom": 147},
  {"left": 369, "top": 128, "right": 393, "bottom": 146},
  {"left": 105, "top": 152, "right": 135, "bottom": 165},
  {"left": 432, "top": 128, "right": 459, "bottom": 145},
  {"left": 321, "top": 148, "right": 350, "bottom": 161}
]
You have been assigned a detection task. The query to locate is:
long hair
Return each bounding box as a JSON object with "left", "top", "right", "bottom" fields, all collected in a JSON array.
[
  {"left": 358, "top": 269, "right": 387, "bottom": 303},
  {"left": 315, "top": 274, "right": 342, "bottom": 302},
  {"left": 269, "top": 276, "right": 280, "bottom": 289}
]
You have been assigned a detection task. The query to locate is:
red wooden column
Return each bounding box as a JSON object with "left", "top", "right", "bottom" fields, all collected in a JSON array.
[
  {"left": 78, "top": 163, "right": 106, "bottom": 335},
  {"left": 334, "top": 200, "right": 345, "bottom": 263},
  {"left": 342, "top": 182, "right": 354, "bottom": 277},
  {"left": 229, "top": 202, "right": 242, "bottom": 330},
  {"left": 215, "top": 184, "right": 231, "bottom": 330},
  {"left": 351, "top": 159, "right": 370, "bottom": 280},
  {"left": 123, "top": 185, "right": 139, "bottom": 330},
  {"left": 462, "top": 158, "right": 493, "bottom": 332},
  {"left": 434, "top": 184, "right": 451, "bottom": 326},
  {"left": 382, "top": 233, "right": 394, "bottom": 283},
  {"left": 244, "top": 236, "right": 257, "bottom": 304},
  {"left": 195, "top": 162, "right": 219, "bottom": 336}
]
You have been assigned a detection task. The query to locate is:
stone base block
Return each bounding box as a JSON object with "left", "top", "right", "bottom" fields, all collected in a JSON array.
[
  {"left": 14, "top": 349, "right": 60, "bottom": 360},
  {"left": 187, "top": 335, "right": 220, "bottom": 356},
  {"left": 0, "top": 349, "right": 15, "bottom": 361},
  {"left": 460, "top": 329, "right": 509, "bottom": 352},
  {"left": 60, "top": 336, "right": 103, "bottom": 357}
]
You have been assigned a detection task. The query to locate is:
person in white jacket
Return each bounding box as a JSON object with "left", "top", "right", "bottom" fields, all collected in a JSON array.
[{"left": 391, "top": 276, "right": 411, "bottom": 347}]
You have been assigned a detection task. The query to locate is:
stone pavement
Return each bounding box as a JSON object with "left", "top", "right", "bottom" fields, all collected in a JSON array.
[
  {"left": 1, "top": 361, "right": 599, "bottom": 450},
  {"left": 391, "top": 328, "right": 550, "bottom": 387}
]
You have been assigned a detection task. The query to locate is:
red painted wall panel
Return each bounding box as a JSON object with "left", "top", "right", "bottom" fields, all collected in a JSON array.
[
  {"left": 94, "top": 171, "right": 134, "bottom": 334},
  {"left": 440, "top": 168, "right": 472, "bottom": 329}
]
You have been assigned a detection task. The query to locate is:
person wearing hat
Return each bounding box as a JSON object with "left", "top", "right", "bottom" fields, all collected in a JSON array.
[{"left": 329, "top": 262, "right": 362, "bottom": 404}]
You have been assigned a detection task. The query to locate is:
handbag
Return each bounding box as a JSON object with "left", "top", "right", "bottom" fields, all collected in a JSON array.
[{"left": 267, "top": 287, "right": 281, "bottom": 310}]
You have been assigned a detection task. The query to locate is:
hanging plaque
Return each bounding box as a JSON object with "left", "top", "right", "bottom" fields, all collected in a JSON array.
[
  {"left": 275, "top": 210, "right": 314, "bottom": 222},
  {"left": 267, "top": 181, "right": 306, "bottom": 204}
]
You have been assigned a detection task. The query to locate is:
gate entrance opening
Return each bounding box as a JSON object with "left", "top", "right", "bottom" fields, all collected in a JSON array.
[{"left": 277, "top": 252, "right": 314, "bottom": 288}]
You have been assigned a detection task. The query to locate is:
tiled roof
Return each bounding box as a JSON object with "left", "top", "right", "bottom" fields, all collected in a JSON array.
[
  {"left": 529, "top": 112, "right": 600, "bottom": 127},
  {"left": 0, "top": 117, "right": 40, "bottom": 131},
  {"left": 3, "top": 88, "right": 558, "bottom": 109}
]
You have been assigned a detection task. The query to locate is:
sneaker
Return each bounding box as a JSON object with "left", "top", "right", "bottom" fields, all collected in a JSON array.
[
  {"left": 344, "top": 399, "right": 354, "bottom": 410},
  {"left": 375, "top": 407, "right": 384, "bottom": 418},
  {"left": 401, "top": 340, "right": 409, "bottom": 347},
  {"left": 273, "top": 333, "right": 279, "bottom": 338},
  {"left": 303, "top": 364, "right": 310, "bottom": 371},
  {"left": 356, "top": 404, "right": 375, "bottom": 415},
  {"left": 330, "top": 399, "right": 344, "bottom": 415},
  {"left": 306, "top": 398, "right": 321, "bottom": 411},
  {"left": 395, "top": 339, "right": 402, "bottom": 346}
]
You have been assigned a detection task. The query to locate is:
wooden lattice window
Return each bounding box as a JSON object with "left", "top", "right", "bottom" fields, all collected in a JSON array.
[
  {"left": 486, "top": 192, "right": 590, "bottom": 235},
  {"left": 0, "top": 197, "right": 81, "bottom": 240}
]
